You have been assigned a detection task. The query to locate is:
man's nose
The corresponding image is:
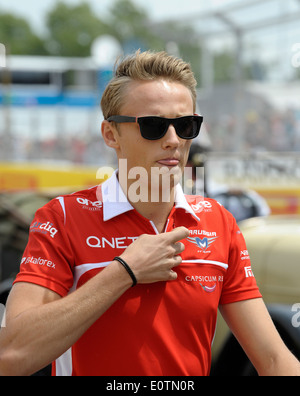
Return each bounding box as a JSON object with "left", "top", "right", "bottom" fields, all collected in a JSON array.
[{"left": 161, "top": 124, "right": 180, "bottom": 148}]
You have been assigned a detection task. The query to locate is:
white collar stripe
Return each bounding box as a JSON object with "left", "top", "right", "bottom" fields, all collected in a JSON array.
[{"left": 101, "top": 171, "right": 200, "bottom": 222}]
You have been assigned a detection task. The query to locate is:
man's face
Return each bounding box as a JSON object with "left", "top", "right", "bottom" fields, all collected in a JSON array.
[
  {"left": 102, "top": 80, "right": 194, "bottom": 202},
  {"left": 115, "top": 79, "right": 194, "bottom": 172}
]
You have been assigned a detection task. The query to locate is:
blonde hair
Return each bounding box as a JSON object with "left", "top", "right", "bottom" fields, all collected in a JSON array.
[{"left": 101, "top": 50, "right": 197, "bottom": 119}]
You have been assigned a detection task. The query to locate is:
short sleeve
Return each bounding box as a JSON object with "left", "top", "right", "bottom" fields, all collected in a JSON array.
[
  {"left": 13, "top": 198, "right": 74, "bottom": 297},
  {"left": 220, "top": 213, "right": 262, "bottom": 305}
]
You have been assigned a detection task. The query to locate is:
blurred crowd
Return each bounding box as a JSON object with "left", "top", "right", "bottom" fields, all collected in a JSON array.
[
  {"left": 0, "top": 104, "right": 299, "bottom": 166},
  {"left": 0, "top": 133, "right": 114, "bottom": 166},
  {"left": 207, "top": 107, "right": 300, "bottom": 153}
]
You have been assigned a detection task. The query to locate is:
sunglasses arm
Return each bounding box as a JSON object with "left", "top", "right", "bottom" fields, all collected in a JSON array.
[{"left": 107, "top": 116, "right": 138, "bottom": 124}]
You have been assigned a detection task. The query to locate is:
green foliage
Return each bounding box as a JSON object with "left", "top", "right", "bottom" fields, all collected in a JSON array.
[
  {"left": 45, "top": 1, "right": 111, "bottom": 57},
  {"left": 214, "top": 52, "right": 235, "bottom": 83},
  {"left": 107, "top": 0, "right": 164, "bottom": 51},
  {"left": 0, "top": 0, "right": 250, "bottom": 85},
  {"left": 0, "top": 12, "right": 47, "bottom": 55}
]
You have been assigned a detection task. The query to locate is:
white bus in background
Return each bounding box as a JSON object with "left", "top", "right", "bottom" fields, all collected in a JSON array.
[{"left": 0, "top": 55, "right": 115, "bottom": 164}]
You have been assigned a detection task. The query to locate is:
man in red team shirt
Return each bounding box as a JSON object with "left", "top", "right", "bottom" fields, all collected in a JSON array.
[{"left": 0, "top": 51, "right": 299, "bottom": 376}]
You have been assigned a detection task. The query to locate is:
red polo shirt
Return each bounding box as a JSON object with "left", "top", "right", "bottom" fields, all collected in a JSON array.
[{"left": 14, "top": 172, "right": 261, "bottom": 376}]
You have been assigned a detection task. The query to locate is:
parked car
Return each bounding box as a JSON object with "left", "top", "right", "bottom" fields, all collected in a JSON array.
[
  {"left": 211, "top": 215, "right": 300, "bottom": 375},
  {"left": 0, "top": 192, "right": 50, "bottom": 304}
]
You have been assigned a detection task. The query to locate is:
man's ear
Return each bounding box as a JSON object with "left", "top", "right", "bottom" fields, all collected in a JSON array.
[{"left": 101, "top": 120, "right": 120, "bottom": 149}]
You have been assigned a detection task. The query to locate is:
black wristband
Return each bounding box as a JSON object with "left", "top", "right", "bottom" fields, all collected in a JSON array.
[{"left": 113, "top": 256, "right": 137, "bottom": 287}]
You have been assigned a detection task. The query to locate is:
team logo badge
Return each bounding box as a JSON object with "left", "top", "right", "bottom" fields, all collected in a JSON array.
[{"left": 186, "top": 236, "right": 219, "bottom": 251}]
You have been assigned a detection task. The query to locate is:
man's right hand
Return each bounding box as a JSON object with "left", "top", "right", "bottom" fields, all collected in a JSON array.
[{"left": 118, "top": 226, "right": 189, "bottom": 284}]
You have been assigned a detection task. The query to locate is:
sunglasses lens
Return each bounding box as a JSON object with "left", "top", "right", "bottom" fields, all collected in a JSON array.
[
  {"left": 175, "top": 117, "right": 198, "bottom": 139},
  {"left": 138, "top": 117, "right": 167, "bottom": 140},
  {"left": 138, "top": 116, "right": 202, "bottom": 140}
]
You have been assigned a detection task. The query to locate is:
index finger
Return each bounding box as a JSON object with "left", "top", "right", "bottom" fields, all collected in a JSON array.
[{"left": 164, "top": 227, "right": 189, "bottom": 243}]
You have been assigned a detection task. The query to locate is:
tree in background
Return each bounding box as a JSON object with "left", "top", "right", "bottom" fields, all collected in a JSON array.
[
  {"left": 108, "top": 0, "right": 165, "bottom": 52},
  {"left": 44, "top": 0, "right": 202, "bottom": 81},
  {"left": 0, "top": 12, "right": 47, "bottom": 55},
  {"left": 0, "top": 0, "right": 270, "bottom": 85},
  {"left": 45, "top": 1, "right": 111, "bottom": 57}
]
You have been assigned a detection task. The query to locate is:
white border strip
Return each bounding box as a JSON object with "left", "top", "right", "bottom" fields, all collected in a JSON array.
[
  {"left": 182, "top": 259, "right": 228, "bottom": 270},
  {"left": 55, "top": 261, "right": 110, "bottom": 376},
  {"left": 71, "top": 261, "right": 111, "bottom": 291}
]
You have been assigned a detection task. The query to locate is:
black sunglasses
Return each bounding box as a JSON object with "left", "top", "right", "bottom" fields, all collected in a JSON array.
[{"left": 107, "top": 115, "right": 203, "bottom": 141}]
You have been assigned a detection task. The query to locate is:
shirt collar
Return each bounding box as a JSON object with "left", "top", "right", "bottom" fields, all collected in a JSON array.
[
  {"left": 101, "top": 170, "right": 134, "bottom": 221},
  {"left": 101, "top": 170, "right": 200, "bottom": 222},
  {"left": 174, "top": 183, "right": 200, "bottom": 222}
]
